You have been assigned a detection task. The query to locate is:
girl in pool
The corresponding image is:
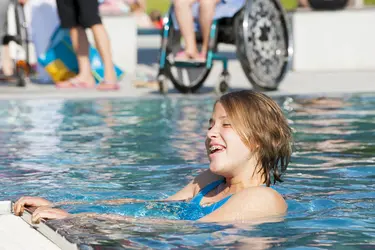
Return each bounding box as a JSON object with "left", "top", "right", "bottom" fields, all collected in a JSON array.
[{"left": 14, "top": 90, "right": 293, "bottom": 223}]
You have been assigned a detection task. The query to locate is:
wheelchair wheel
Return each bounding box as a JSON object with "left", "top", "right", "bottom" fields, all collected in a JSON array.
[
  {"left": 235, "top": 0, "right": 292, "bottom": 91},
  {"left": 161, "top": 17, "right": 211, "bottom": 94}
]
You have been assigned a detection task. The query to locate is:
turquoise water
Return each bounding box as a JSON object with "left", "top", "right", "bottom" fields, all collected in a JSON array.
[{"left": 0, "top": 94, "right": 374, "bottom": 249}]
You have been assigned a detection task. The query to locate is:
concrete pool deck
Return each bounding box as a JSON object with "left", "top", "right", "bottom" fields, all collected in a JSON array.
[
  {"left": 0, "top": 64, "right": 375, "bottom": 101},
  {"left": 0, "top": 201, "right": 77, "bottom": 250}
]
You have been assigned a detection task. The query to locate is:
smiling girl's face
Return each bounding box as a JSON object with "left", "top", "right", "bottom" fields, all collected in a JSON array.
[{"left": 205, "top": 102, "right": 253, "bottom": 176}]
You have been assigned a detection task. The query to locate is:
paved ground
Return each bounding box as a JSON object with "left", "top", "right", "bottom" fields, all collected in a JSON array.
[{"left": 1, "top": 62, "right": 374, "bottom": 101}]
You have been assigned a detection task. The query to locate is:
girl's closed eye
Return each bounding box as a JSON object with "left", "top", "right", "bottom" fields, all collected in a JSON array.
[{"left": 222, "top": 120, "right": 231, "bottom": 127}]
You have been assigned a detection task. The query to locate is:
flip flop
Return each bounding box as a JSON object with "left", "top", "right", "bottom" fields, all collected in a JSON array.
[
  {"left": 174, "top": 51, "right": 206, "bottom": 63},
  {"left": 56, "top": 78, "right": 95, "bottom": 89},
  {"left": 96, "top": 80, "right": 120, "bottom": 91}
]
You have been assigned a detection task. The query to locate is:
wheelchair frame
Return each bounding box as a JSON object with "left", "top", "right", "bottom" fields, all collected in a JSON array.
[{"left": 157, "top": 0, "right": 293, "bottom": 94}]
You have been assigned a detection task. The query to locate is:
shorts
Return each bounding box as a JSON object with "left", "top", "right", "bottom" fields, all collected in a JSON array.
[{"left": 56, "top": 0, "right": 102, "bottom": 29}]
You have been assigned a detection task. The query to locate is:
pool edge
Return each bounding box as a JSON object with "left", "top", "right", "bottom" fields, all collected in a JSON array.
[{"left": 0, "top": 201, "right": 78, "bottom": 250}]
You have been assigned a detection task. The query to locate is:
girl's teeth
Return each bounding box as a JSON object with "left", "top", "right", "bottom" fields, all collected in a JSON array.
[{"left": 210, "top": 146, "right": 224, "bottom": 152}]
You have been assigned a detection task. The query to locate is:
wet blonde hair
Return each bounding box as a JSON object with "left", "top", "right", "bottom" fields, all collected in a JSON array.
[{"left": 218, "top": 90, "right": 293, "bottom": 186}]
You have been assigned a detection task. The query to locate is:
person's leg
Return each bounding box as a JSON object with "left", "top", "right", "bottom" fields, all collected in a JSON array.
[
  {"left": 55, "top": 0, "right": 94, "bottom": 87},
  {"left": 199, "top": 0, "right": 220, "bottom": 56},
  {"left": 173, "top": 0, "right": 199, "bottom": 59},
  {"left": 78, "top": 0, "right": 118, "bottom": 89},
  {"left": 69, "top": 26, "right": 95, "bottom": 85},
  {"left": 299, "top": 0, "right": 310, "bottom": 7},
  {"left": 0, "top": 0, "right": 13, "bottom": 76},
  {"left": 91, "top": 24, "right": 116, "bottom": 83}
]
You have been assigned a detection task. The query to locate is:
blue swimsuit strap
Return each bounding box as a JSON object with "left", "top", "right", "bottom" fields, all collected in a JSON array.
[
  {"left": 190, "top": 179, "right": 224, "bottom": 204},
  {"left": 190, "top": 179, "right": 232, "bottom": 210}
]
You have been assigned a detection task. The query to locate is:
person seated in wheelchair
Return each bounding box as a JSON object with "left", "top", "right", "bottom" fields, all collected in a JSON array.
[
  {"left": 162, "top": 0, "right": 291, "bottom": 93},
  {"left": 173, "top": 0, "right": 227, "bottom": 62}
]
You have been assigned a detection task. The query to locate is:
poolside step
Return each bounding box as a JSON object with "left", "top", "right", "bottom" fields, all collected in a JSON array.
[{"left": 292, "top": 7, "right": 375, "bottom": 71}]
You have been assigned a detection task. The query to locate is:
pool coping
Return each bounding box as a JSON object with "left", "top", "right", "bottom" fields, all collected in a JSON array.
[{"left": 0, "top": 201, "right": 78, "bottom": 250}]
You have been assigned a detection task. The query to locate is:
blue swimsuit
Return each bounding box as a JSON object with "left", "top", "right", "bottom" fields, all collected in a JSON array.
[
  {"left": 177, "top": 179, "right": 232, "bottom": 220},
  {"left": 190, "top": 179, "right": 232, "bottom": 213}
]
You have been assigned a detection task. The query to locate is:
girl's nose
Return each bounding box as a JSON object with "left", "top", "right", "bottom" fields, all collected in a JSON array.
[{"left": 207, "top": 125, "right": 219, "bottom": 138}]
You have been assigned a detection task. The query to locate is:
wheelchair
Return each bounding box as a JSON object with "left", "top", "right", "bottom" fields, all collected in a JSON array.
[
  {"left": 157, "top": 0, "right": 293, "bottom": 94},
  {"left": 1, "top": 0, "right": 31, "bottom": 87}
]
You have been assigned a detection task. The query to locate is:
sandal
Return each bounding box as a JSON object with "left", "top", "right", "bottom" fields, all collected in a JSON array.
[
  {"left": 56, "top": 78, "right": 95, "bottom": 89},
  {"left": 96, "top": 80, "right": 120, "bottom": 91}
]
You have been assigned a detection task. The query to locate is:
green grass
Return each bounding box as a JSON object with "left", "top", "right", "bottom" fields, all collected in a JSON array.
[
  {"left": 145, "top": 0, "right": 170, "bottom": 14},
  {"left": 145, "top": 0, "right": 375, "bottom": 15},
  {"left": 364, "top": 0, "right": 375, "bottom": 5},
  {"left": 280, "top": 0, "right": 298, "bottom": 11}
]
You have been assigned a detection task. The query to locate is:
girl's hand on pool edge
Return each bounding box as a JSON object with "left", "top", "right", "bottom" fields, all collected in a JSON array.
[
  {"left": 13, "top": 196, "right": 53, "bottom": 216},
  {"left": 31, "top": 207, "right": 70, "bottom": 224}
]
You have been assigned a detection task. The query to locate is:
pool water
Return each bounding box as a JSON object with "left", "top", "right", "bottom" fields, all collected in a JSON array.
[{"left": 0, "top": 94, "right": 374, "bottom": 249}]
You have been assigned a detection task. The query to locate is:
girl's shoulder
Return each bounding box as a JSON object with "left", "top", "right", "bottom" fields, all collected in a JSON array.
[{"left": 232, "top": 186, "right": 287, "bottom": 214}]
